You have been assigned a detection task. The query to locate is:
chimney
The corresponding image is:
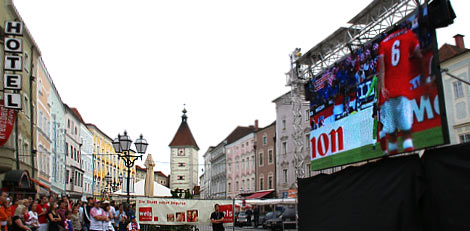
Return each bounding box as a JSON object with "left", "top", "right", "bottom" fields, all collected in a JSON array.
[
  {"left": 454, "top": 34, "right": 465, "bottom": 49},
  {"left": 255, "top": 120, "right": 259, "bottom": 131}
]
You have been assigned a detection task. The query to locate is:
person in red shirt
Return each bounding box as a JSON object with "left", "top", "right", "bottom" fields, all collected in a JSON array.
[
  {"left": 36, "top": 196, "right": 49, "bottom": 231},
  {"left": 0, "top": 192, "right": 12, "bottom": 231},
  {"left": 378, "top": 27, "right": 425, "bottom": 154}
]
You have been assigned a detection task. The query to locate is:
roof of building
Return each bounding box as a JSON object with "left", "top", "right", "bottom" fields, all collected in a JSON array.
[
  {"left": 225, "top": 126, "right": 256, "bottom": 144},
  {"left": 169, "top": 110, "right": 199, "bottom": 150},
  {"left": 155, "top": 171, "right": 167, "bottom": 178},
  {"left": 85, "top": 123, "right": 113, "bottom": 141},
  {"left": 70, "top": 107, "right": 86, "bottom": 124},
  {"left": 439, "top": 43, "right": 470, "bottom": 62},
  {"left": 135, "top": 165, "right": 168, "bottom": 178},
  {"left": 272, "top": 91, "right": 291, "bottom": 103}
]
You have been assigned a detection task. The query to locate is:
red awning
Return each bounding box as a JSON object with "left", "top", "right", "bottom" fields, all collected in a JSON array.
[
  {"left": 31, "top": 178, "right": 50, "bottom": 190},
  {"left": 246, "top": 190, "right": 273, "bottom": 199}
]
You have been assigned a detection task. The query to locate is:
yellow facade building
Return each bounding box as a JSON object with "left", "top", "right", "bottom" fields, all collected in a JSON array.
[{"left": 86, "top": 124, "right": 135, "bottom": 197}]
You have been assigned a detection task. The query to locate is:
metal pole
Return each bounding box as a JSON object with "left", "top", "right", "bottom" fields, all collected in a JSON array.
[
  {"left": 127, "top": 152, "right": 131, "bottom": 209},
  {"left": 232, "top": 199, "right": 235, "bottom": 231},
  {"left": 442, "top": 69, "right": 470, "bottom": 86}
]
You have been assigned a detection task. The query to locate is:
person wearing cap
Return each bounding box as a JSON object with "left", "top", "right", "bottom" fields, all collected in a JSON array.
[
  {"left": 89, "top": 201, "right": 107, "bottom": 231},
  {"left": 126, "top": 217, "right": 138, "bottom": 231}
]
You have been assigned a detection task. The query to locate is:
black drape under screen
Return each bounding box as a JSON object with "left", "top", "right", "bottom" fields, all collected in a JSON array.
[
  {"left": 298, "top": 155, "right": 424, "bottom": 231},
  {"left": 422, "top": 143, "right": 470, "bottom": 230}
]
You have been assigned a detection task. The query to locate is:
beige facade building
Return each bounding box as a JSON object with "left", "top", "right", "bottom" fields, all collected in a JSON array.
[{"left": 0, "top": 0, "right": 41, "bottom": 194}]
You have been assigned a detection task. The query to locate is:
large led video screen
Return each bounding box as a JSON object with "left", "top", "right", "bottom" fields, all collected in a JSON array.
[{"left": 306, "top": 7, "right": 448, "bottom": 171}]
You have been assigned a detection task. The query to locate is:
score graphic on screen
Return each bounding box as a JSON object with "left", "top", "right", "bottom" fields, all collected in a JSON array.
[{"left": 306, "top": 7, "right": 447, "bottom": 170}]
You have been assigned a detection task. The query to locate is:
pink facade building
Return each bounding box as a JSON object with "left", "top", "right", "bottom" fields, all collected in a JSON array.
[{"left": 225, "top": 125, "right": 256, "bottom": 199}]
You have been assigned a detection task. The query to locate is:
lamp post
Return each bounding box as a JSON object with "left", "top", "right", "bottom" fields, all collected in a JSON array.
[{"left": 112, "top": 131, "right": 148, "bottom": 209}]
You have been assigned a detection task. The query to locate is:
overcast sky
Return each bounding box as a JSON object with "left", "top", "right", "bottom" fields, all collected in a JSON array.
[{"left": 13, "top": 0, "right": 469, "bottom": 175}]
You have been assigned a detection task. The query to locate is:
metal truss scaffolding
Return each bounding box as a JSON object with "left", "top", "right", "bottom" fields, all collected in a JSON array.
[{"left": 287, "top": 0, "right": 420, "bottom": 184}]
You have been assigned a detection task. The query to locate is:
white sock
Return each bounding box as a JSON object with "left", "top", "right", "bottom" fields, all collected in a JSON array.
[
  {"left": 403, "top": 138, "right": 414, "bottom": 150},
  {"left": 388, "top": 142, "right": 398, "bottom": 152},
  {"left": 379, "top": 130, "right": 386, "bottom": 139}
]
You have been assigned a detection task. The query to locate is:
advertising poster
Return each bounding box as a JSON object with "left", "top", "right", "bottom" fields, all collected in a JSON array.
[
  {"left": 0, "top": 101, "right": 16, "bottom": 146},
  {"left": 136, "top": 198, "right": 233, "bottom": 225},
  {"left": 306, "top": 6, "right": 447, "bottom": 170}
]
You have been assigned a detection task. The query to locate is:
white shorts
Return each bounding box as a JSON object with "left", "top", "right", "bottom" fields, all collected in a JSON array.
[{"left": 382, "top": 96, "right": 413, "bottom": 134}]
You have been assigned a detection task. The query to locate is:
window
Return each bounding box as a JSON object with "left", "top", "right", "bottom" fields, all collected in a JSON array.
[
  {"left": 68, "top": 119, "right": 70, "bottom": 128},
  {"left": 268, "top": 150, "right": 273, "bottom": 164},
  {"left": 282, "top": 142, "right": 287, "bottom": 155},
  {"left": 24, "top": 52, "right": 29, "bottom": 72},
  {"left": 282, "top": 119, "right": 286, "bottom": 130},
  {"left": 283, "top": 169, "right": 288, "bottom": 184},
  {"left": 39, "top": 112, "right": 43, "bottom": 130},
  {"left": 306, "top": 135, "right": 310, "bottom": 148},
  {"left": 242, "top": 159, "right": 245, "bottom": 170},
  {"left": 453, "top": 81, "right": 464, "bottom": 99},
  {"left": 228, "top": 183, "right": 231, "bottom": 192},
  {"left": 260, "top": 178, "right": 264, "bottom": 190},
  {"left": 305, "top": 109, "right": 310, "bottom": 121},
  {"left": 247, "top": 178, "right": 250, "bottom": 190},
  {"left": 259, "top": 152, "right": 263, "bottom": 166},
  {"left": 247, "top": 157, "right": 250, "bottom": 170},
  {"left": 66, "top": 143, "right": 69, "bottom": 156},
  {"left": 459, "top": 133, "right": 470, "bottom": 143},
  {"left": 177, "top": 149, "right": 185, "bottom": 156},
  {"left": 236, "top": 181, "right": 239, "bottom": 191},
  {"left": 242, "top": 180, "right": 245, "bottom": 191},
  {"left": 307, "top": 164, "right": 311, "bottom": 177},
  {"left": 252, "top": 177, "right": 255, "bottom": 190},
  {"left": 263, "top": 136, "right": 267, "bottom": 145},
  {"left": 178, "top": 163, "right": 185, "bottom": 167},
  {"left": 268, "top": 176, "right": 273, "bottom": 189},
  {"left": 178, "top": 176, "right": 184, "bottom": 180},
  {"left": 23, "top": 96, "right": 30, "bottom": 118}
]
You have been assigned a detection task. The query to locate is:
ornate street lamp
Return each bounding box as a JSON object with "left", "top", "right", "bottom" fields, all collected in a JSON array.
[{"left": 113, "top": 131, "right": 148, "bottom": 209}]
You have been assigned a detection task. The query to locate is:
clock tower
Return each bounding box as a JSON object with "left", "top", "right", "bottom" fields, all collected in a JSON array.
[{"left": 169, "top": 108, "right": 199, "bottom": 193}]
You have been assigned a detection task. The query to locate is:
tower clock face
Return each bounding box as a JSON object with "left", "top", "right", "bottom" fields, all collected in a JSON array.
[{"left": 178, "top": 148, "right": 185, "bottom": 156}]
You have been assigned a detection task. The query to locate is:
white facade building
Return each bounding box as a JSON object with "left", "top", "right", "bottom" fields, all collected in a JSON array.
[
  {"left": 80, "top": 122, "right": 94, "bottom": 198},
  {"left": 169, "top": 109, "right": 199, "bottom": 194},
  {"left": 440, "top": 34, "right": 470, "bottom": 144}
]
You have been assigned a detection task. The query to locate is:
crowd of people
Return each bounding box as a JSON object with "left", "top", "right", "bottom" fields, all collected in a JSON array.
[
  {"left": 0, "top": 193, "right": 139, "bottom": 231},
  {"left": 305, "top": 40, "right": 381, "bottom": 131}
]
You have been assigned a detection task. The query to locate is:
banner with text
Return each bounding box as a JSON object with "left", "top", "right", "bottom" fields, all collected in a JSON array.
[{"left": 136, "top": 198, "right": 233, "bottom": 225}]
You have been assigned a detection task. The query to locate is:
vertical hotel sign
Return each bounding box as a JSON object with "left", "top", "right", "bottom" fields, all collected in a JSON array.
[{"left": 1, "top": 21, "right": 23, "bottom": 146}]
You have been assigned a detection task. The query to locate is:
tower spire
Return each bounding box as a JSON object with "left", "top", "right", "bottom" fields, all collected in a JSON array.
[{"left": 182, "top": 104, "right": 187, "bottom": 122}]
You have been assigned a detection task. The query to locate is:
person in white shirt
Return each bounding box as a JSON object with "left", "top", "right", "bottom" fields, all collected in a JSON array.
[
  {"left": 89, "top": 201, "right": 108, "bottom": 231},
  {"left": 27, "top": 201, "right": 40, "bottom": 231}
]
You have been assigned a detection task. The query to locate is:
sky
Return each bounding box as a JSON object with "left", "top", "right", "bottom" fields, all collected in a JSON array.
[{"left": 13, "top": 0, "right": 469, "bottom": 176}]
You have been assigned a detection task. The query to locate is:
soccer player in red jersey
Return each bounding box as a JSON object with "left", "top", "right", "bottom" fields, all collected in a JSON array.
[{"left": 378, "top": 28, "right": 425, "bottom": 154}]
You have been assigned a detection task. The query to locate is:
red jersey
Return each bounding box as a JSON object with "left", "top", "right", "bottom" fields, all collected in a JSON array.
[
  {"left": 378, "top": 29, "right": 419, "bottom": 99},
  {"left": 37, "top": 203, "right": 49, "bottom": 224}
]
